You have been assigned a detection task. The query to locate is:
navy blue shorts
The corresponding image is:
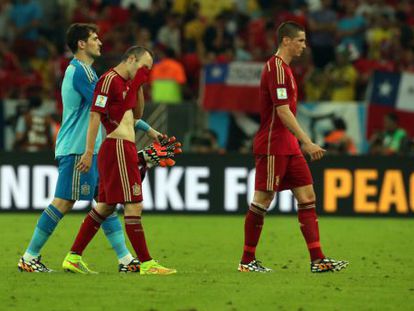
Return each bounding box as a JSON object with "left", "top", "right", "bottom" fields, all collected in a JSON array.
[{"left": 54, "top": 154, "right": 98, "bottom": 201}]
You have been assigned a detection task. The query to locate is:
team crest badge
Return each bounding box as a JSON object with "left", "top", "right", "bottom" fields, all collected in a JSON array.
[
  {"left": 81, "top": 183, "right": 91, "bottom": 196},
  {"left": 132, "top": 183, "right": 141, "bottom": 196},
  {"left": 275, "top": 175, "right": 280, "bottom": 186},
  {"left": 122, "top": 86, "right": 130, "bottom": 100}
]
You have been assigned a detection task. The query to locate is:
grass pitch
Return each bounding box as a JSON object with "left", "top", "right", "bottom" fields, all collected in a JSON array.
[{"left": 1, "top": 214, "right": 413, "bottom": 311}]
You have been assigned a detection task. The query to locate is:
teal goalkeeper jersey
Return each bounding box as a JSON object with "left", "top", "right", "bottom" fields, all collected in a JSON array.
[{"left": 55, "top": 58, "right": 103, "bottom": 157}]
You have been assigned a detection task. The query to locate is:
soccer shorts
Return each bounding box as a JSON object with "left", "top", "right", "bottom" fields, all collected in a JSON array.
[
  {"left": 255, "top": 153, "right": 313, "bottom": 192},
  {"left": 98, "top": 138, "right": 143, "bottom": 205},
  {"left": 54, "top": 154, "right": 98, "bottom": 201}
]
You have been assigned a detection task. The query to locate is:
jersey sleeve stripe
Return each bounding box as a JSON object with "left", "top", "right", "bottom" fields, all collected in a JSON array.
[
  {"left": 275, "top": 58, "right": 285, "bottom": 84},
  {"left": 266, "top": 61, "right": 271, "bottom": 72},
  {"left": 101, "top": 72, "right": 117, "bottom": 94},
  {"left": 101, "top": 72, "right": 114, "bottom": 94},
  {"left": 80, "top": 63, "right": 94, "bottom": 83},
  {"left": 85, "top": 65, "right": 96, "bottom": 82}
]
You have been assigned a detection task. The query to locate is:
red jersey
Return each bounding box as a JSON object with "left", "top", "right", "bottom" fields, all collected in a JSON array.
[
  {"left": 253, "top": 55, "right": 301, "bottom": 155},
  {"left": 91, "top": 69, "right": 134, "bottom": 134}
]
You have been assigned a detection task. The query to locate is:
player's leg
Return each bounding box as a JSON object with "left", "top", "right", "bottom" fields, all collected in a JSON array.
[
  {"left": 123, "top": 202, "right": 176, "bottom": 275},
  {"left": 238, "top": 154, "right": 287, "bottom": 272},
  {"left": 291, "top": 185, "right": 325, "bottom": 261},
  {"left": 18, "top": 198, "right": 72, "bottom": 272},
  {"left": 98, "top": 138, "right": 142, "bottom": 271},
  {"left": 239, "top": 190, "right": 274, "bottom": 272},
  {"left": 62, "top": 202, "right": 115, "bottom": 274},
  {"left": 288, "top": 154, "right": 348, "bottom": 272},
  {"left": 101, "top": 210, "right": 138, "bottom": 272},
  {"left": 18, "top": 155, "right": 82, "bottom": 272}
]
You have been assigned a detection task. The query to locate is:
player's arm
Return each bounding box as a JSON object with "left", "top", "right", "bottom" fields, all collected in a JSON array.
[
  {"left": 73, "top": 66, "right": 95, "bottom": 104},
  {"left": 76, "top": 111, "right": 101, "bottom": 172},
  {"left": 135, "top": 118, "right": 163, "bottom": 142},
  {"left": 268, "top": 62, "right": 325, "bottom": 161},
  {"left": 133, "top": 87, "right": 145, "bottom": 119},
  {"left": 276, "top": 105, "right": 325, "bottom": 161},
  {"left": 126, "top": 67, "right": 151, "bottom": 119},
  {"left": 76, "top": 78, "right": 108, "bottom": 173}
]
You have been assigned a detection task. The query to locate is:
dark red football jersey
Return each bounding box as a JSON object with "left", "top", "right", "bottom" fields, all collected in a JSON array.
[
  {"left": 253, "top": 55, "right": 301, "bottom": 155},
  {"left": 91, "top": 69, "right": 134, "bottom": 134}
]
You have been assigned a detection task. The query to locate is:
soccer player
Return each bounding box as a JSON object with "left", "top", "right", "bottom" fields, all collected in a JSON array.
[
  {"left": 62, "top": 46, "right": 176, "bottom": 275},
  {"left": 18, "top": 24, "right": 160, "bottom": 273},
  {"left": 238, "top": 22, "right": 348, "bottom": 273}
]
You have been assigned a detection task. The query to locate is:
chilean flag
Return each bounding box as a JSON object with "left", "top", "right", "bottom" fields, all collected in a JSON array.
[
  {"left": 367, "top": 71, "right": 414, "bottom": 138},
  {"left": 200, "top": 62, "right": 263, "bottom": 113}
]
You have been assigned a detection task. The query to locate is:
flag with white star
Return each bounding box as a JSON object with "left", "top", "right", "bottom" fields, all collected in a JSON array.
[
  {"left": 367, "top": 70, "right": 414, "bottom": 138},
  {"left": 201, "top": 62, "right": 262, "bottom": 113}
]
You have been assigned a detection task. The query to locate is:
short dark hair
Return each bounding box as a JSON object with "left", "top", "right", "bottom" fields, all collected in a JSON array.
[
  {"left": 277, "top": 21, "right": 305, "bottom": 45},
  {"left": 66, "top": 23, "right": 98, "bottom": 54},
  {"left": 121, "top": 45, "right": 154, "bottom": 62}
]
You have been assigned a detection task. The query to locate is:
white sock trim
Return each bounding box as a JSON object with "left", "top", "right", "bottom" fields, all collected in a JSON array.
[
  {"left": 23, "top": 252, "right": 38, "bottom": 262},
  {"left": 119, "top": 253, "right": 134, "bottom": 265}
]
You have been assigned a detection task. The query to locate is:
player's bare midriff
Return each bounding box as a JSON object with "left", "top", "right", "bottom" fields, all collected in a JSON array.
[{"left": 107, "top": 109, "right": 135, "bottom": 143}]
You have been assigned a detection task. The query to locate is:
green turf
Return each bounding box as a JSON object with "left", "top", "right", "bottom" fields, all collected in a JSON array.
[{"left": 1, "top": 214, "right": 413, "bottom": 311}]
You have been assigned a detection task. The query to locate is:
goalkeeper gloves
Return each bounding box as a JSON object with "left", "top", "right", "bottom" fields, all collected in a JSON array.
[{"left": 138, "top": 135, "right": 182, "bottom": 169}]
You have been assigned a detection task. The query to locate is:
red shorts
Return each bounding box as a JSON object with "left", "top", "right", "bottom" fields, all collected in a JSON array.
[
  {"left": 255, "top": 154, "right": 313, "bottom": 192},
  {"left": 97, "top": 138, "right": 143, "bottom": 205}
]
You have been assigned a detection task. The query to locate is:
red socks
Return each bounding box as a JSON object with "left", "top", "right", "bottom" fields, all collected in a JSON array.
[
  {"left": 71, "top": 209, "right": 106, "bottom": 255},
  {"left": 241, "top": 203, "right": 267, "bottom": 264},
  {"left": 297, "top": 202, "right": 325, "bottom": 261},
  {"left": 125, "top": 216, "right": 152, "bottom": 263}
]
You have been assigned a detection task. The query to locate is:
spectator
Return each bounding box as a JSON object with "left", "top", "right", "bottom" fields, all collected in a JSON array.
[
  {"left": 0, "top": 0, "right": 11, "bottom": 41},
  {"left": 369, "top": 113, "right": 408, "bottom": 155},
  {"left": 337, "top": 1, "right": 367, "bottom": 58},
  {"left": 304, "top": 68, "right": 328, "bottom": 101},
  {"left": 150, "top": 47, "right": 187, "bottom": 104},
  {"left": 366, "top": 13, "right": 396, "bottom": 60},
  {"left": 203, "top": 13, "right": 233, "bottom": 57},
  {"left": 183, "top": 1, "right": 207, "bottom": 55},
  {"left": 14, "top": 95, "right": 54, "bottom": 152},
  {"left": 324, "top": 117, "right": 357, "bottom": 154},
  {"left": 137, "top": 0, "right": 167, "bottom": 41},
  {"left": 234, "top": 36, "right": 252, "bottom": 61},
  {"left": 157, "top": 13, "right": 182, "bottom": 55},
  {"left": 0, "top": 39, "right": 21, "bottom": 98},
  {"left": 135, "top": 27, "right": 154, "bottom": 51},
  {"left": 324, "top": 45, "right": 358, "bottom": 101},
  {"left": 307, "top": 0, "right": 337, "bottom": 68},
  {"left": 9, "top": 0, "right": 43, "bottom": 57},
  {"left": 181, "top": 39, "right": 202, "bottom": 96}
]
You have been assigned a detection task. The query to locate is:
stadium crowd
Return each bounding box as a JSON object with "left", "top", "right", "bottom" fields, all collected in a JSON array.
[{"left": 1, "top": 0, "right": 413, "bottom": 154}]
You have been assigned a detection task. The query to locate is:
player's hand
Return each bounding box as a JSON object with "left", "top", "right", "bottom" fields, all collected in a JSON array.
[
  {"left": 146, "top": 128, "right": 163, "bottom": 143},
  {"left": 138, "top": 135, "right": 182, "bottom": 168},
  {"left": 133, "top": 66, "right": 151, "bottom": 87},
  {"left": 76, "top": 152, "right": 93, "bottom": 173},
  {"left": 302, "top": 142, "right": 326, "bottom": 161}
]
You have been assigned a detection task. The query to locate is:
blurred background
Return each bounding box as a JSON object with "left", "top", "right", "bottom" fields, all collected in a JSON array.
[{"left": 0, "top": 0, "right": 413, "bottom": 215}]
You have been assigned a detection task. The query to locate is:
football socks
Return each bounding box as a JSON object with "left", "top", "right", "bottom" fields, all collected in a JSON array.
[
  {"left": 101, "top": 212, "right": 134, "bottom": 263},
  {"left": 241, "top": 203, "right": 267, "bottom": 264},
  {"left": 298, "top": 202, "right": 325, "bottom": 262},
  {"left": 70, "top": 208, "right": 106, "bottom": 255},
  {"left": 24, "top": 204, "right": 63, "bottom": 260},
  {"left": 124, "top": 216, "right": 152, "bottom": 263}
]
